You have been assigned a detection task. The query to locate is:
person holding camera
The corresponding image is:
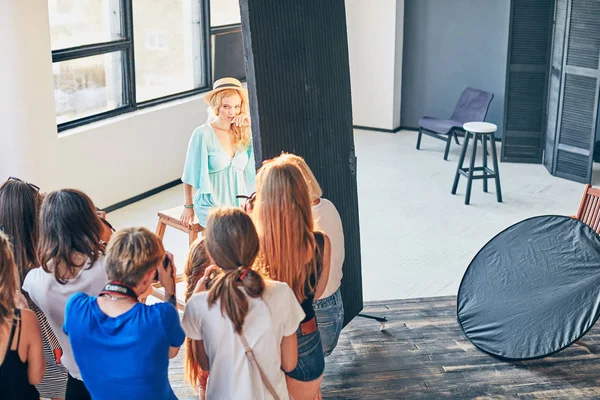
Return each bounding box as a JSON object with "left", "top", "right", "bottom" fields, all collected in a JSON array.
[
  {"left": 0, "top": 178, "right": 69, "bottom": 398},
  {"left": 252, "top": 156, "right": 331, "bottom": 400},
  {"left": 183, "top": 238, "right": 212, "bottom": 400},
  {"left": 0, "top": 231, "right": 46, "bottom": 400},
  {"left": 23, "top": 189, "right": 109, "bottom": 399},
  {"left": 182, "top": 207, "right": 304, "bottom": 400},
  {"left": 63, "top": 227, "right": 185, "bottom": 400}
]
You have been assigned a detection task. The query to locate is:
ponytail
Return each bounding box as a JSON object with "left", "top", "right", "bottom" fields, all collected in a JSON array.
[
  {"left": 203, "top": 207, "right": 262, "bottom": 334},
  {"left": 207, "top": 265, "right": 264, "bottom": 334}
]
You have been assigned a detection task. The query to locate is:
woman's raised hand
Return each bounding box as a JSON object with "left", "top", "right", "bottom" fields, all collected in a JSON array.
[
  {"left": 194, "top": 265, "right": 219, "bottom": 293},
  {"left": 231, "top": 113, "right": 250, "bottom": 127}
]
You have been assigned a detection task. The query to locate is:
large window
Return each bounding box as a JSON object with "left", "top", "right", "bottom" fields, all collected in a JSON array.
[
  {"left": 49, "top": 0, "right": 210, "bottom": 132},
  {"left": 209, "top": 0, "right": 245, "bottom": 81}
]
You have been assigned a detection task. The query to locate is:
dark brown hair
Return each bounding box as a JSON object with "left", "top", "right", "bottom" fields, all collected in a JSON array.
[
  {"left": 105, "top": 227, "right": 165, "bottom": 287},
  {"left": 0, "top": 232, "right": 18, "bottom": 325},
  {"left": 38, "top": 189, "right": 103, "bottom": 284},
  {"left": 205, "top": 207, "right": 264, "bottom": 334},
  {"left": 184, "top": 238, "right": 212, "bottom": 389},
  {"left": 0, "top": 180, "right": 42, "bottom": 284}
]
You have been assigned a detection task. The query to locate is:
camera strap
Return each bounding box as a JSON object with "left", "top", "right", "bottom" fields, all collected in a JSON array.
[{"left": 100, "top": 281, "right": 138, "bottom": 301}]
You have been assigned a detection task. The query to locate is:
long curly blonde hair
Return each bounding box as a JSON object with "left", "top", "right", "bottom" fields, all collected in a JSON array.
[{"left": 206, "top": 88, "right": 252, "bottom": 149}]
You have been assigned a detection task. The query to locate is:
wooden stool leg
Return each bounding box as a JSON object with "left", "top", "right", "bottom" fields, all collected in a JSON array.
[
  {"left": 489, "top": 132, "right": 503, "bottom": 202},
  {"left": 452, "top": 132, "right": 471, "bottom": 195},
  {"left": 156, "top": 219, "right": 167, "bottom": 240},
  {"left": 465, "top": 133, "right": 479, "bottom": 205},
  {"left": 189, "top": 231, "right": 198, "bottom": 247},
  {"left": 482, "top": 134, "right": 488, "bottom": 193}
]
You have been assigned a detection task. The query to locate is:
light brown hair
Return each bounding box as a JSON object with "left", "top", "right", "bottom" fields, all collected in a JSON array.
[
  {"left": 38, "top": 189, "right": 103, "bottom": 284},
  {"left": 207, "top": 88, "right": 251, "bottom": 148},
  {"left": 0, "top": 180, "right": 42, "bottom": 284},
  {"left": 104, "top": 227, "right": 165, "bottom": 288},
  {"left": 205, "top": 207, "right": 264, "bottom": 334},
  {"left": 253, "top": 156, "right": 318, "bottom": 301},
  {"left": 184, "top": 238, "right": 211, "bottom": 389},
  {"left": 0, "top": 232, "right": 18, "bottom": 325},
  {"left": 277, "top": 153, "right": 323, "bottom": 202}
]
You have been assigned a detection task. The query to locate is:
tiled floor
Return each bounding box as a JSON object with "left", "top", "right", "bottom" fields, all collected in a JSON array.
[{"left": 108, "top": 129, "right": 587, "bottom": 302}]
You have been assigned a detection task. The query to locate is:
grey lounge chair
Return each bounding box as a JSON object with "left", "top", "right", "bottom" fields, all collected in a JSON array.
[{"left": 416, "top": 87, "right": 494, "bottom": 160}]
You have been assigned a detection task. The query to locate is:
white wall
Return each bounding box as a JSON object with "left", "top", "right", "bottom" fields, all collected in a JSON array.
[
  {"left": 2, "top": 1, "right": 404, "bottom": 209},
  {"left": 345, "top": 0, "right": 404, "bottom": 130},
  {"left": 393, "top": 0, "right": 404, "bottom": 128},
  {"left": 1, "top": 0, "right": 208, "bottom": 209},
  {"left": 0, "top": 1, "right": 58, "bottom": 190},
  {"left": 57, "top": 99, "right": 207, "bottom": 208}
]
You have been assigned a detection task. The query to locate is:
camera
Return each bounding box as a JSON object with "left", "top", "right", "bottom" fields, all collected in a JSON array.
[{"left": 154, "top": 255, "right": 171, "bottom": 281}]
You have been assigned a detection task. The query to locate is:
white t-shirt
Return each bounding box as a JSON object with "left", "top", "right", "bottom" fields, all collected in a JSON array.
[
  {"left": 312, "top": 198, "right": 345, "bottom": 299},
  {"left": 181, "top": 279, "right": 305, "bottom": 400},
  {"left": 22, "top": 256, "right": 108, "bottom": 380}
]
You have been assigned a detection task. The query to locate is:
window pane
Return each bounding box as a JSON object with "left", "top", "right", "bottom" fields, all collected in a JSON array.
[
  {"left": 212, "top": 29, "right": 245, "bottom": 81},
  {"left": 48, "top": 0, "right": 123, "bottom": 50},
  {"left": 210, "top": 0, "right": 241, "bottom": 27},
  {"left": 53, "top": 52, "right": 125, "bottom": 125},
  {"left": 133, "top": 0, "right": 205, "bottom": 102}
]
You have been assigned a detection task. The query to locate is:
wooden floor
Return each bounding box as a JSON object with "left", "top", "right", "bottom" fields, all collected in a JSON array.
[{"left": 169, "top": 296, "right": 600, "bottom": 399}]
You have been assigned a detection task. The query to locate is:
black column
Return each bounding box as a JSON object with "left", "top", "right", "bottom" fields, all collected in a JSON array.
[{"left": 240, "top": 0, "right": 362, "bottom": 325}]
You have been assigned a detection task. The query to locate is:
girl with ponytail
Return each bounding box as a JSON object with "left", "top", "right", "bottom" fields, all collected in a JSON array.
[{"left": 182, "top": 207, "right": 305, "bottom": 400}]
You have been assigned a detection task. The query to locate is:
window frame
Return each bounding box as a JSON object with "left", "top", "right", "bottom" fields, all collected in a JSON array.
[{"left": 52, "top": 0, "right": 212, "bottom": 133}]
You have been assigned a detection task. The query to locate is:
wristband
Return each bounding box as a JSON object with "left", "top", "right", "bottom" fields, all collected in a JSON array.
[
  {"left": 167, "top": 294, "right": 177, "bottom": 307},
  {"left": 183, "top": 204, "right": 194, "bottom": 209}
]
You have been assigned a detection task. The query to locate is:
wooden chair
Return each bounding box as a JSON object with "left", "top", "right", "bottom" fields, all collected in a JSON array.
[
  {"left": 151, "top": 206, "right": 204, "bottom": 310},
  {"left": 574, "top": 184, "right": 600, "bottom": 234}
]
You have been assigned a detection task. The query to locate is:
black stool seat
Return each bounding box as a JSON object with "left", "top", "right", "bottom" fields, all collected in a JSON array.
[{"left": 451, "top": 121, "right": 502, "bottom": 205}]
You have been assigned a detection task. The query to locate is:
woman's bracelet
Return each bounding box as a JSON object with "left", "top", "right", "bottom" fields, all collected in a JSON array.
[{"left": 183, "top": 204, "right": 194, "bottom": 209}]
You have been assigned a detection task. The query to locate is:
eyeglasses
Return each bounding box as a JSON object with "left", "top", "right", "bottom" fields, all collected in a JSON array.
[
  {"left": 236, "top": 192, "right": 256, "bottom": 210},
  {"left": 8, "top": 176, "right": 40, "bottom": 193}
]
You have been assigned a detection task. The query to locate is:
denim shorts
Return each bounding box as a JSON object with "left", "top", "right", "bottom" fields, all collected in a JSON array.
[
  {"left": 285, "top": 323, "right": 325, "bottom": 382},
  {"left": 314, "top": 288, "right": 344, "bottom": 357}
]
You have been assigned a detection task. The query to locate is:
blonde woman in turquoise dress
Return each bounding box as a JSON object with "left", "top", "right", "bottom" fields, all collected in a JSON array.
[{"left": 181, "top": 78, "right": 256, "bottom": 227}]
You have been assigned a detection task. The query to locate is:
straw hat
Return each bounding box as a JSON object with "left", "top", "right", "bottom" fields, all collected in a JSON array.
[{"left": 202, "top": 77, "right": 247, "bottom": 104}]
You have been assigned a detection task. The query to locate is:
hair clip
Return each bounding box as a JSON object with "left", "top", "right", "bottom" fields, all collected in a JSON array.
[{"left": 239, "top": 266, "right": 250, "bottom": 281}]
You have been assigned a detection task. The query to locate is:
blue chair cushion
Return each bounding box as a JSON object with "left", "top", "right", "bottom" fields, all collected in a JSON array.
[{"left": 418, "top": 117, "right": 464, "bottom": 135}]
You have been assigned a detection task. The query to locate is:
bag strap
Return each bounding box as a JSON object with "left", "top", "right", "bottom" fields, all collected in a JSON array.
[{"left": 239, "top": 333, "right": 281, "bottom": 400}]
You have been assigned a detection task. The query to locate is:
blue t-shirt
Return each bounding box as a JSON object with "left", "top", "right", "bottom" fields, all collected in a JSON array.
[{"left": 63, "top": 293, "right": 185, "bottom": 400}]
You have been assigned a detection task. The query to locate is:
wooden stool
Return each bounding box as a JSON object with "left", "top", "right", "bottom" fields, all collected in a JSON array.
[
  {"left": 156, "top": 205, "right": 203, "bottom": 245},
  {"left": 451, "top": 122, "right": 503, "bottom": 205},
  {"left": 151, "top": 206, "right": 204, "bottom": 310}
]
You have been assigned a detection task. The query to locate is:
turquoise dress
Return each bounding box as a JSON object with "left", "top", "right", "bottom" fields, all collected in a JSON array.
[{"left": 182, "top": 123, "right": 256, "bottom": 226}]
